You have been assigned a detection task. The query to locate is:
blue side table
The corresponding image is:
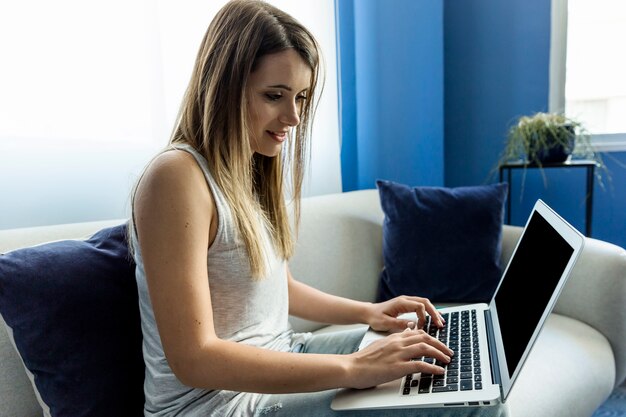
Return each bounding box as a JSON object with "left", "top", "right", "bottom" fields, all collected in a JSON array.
[{"left": 498, "top": 159, "right": 598, "bottom": 237}]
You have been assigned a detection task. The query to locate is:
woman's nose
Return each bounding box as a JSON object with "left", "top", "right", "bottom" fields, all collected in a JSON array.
[{"left": 279, "top": 101, "right": 301, "bottom": 127}]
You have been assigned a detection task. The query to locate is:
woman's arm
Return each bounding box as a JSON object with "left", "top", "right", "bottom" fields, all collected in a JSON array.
[
  {"left": 287, "top": 270, "right": 445, "bottom": 332},
  {"left": 134, "top": 151, "right": 450, "bottom": 393},
  {"left": 287, "top": 269, "right": 370, "bottom": 325}
]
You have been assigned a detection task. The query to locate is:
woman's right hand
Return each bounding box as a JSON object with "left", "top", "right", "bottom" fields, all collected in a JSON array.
[{"left": 345, "top": 328, "right": 454, "bottom": 390}]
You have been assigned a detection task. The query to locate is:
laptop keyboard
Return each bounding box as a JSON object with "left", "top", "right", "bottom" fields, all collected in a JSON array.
[{"left": 401, "top": 310, "right": 483, "bottom": 396}]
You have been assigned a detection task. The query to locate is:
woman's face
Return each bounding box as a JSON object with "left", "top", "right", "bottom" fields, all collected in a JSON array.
[{"left": 246, "top": 49, "right": 312, "bottom": 157}]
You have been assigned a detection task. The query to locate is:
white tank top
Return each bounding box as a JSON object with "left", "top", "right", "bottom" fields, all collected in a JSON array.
[{"left": 131, "top": 143, "right": 294, "bottom": 416}]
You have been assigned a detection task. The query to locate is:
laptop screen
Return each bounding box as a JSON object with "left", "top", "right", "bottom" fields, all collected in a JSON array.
[{"left": 495, "top": 210, "right": 575, "bottom": 378}]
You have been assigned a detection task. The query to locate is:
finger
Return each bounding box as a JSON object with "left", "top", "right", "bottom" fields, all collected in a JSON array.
[
  {"left": 420, "top": 332, "right": 454, "bottom": 357},
  {"left": 421, "top": 298, "right": 443, "bottom": 327},
  {"left": 394, "top": 319, "right": 418, "bottom": 332},
  {"left": 384, "top": 299, "right": 425, "bottom": 330},
  {"left": 407, "top": 296, "right": 444, "bottom": 328},
  {"left": 402, "top": 332, "right": 454, "bottom": 357},
  {"left": 428, "top": 306, "right": 445, "bottom": 328},
  {"left": 406, "top": 361, "right": 446, "bottom": 376},
  {"left": 407, "top": 342, "right": 452, "bottom": 365},
  {"left": 414, "top": 303, "right": 427, "bottom": 329}
]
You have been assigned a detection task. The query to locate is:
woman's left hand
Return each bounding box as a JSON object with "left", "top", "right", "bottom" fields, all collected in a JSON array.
[{"left": 364, "top": 295, "right": 445, "bottom": 333}]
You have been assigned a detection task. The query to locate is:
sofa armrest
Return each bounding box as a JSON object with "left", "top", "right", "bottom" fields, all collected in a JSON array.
[
  {"left": 501, "top": 226, "right": 626, "bottom": 386},
  {"left": 558, "top": 237, "right": 626, "bottom": 387}
]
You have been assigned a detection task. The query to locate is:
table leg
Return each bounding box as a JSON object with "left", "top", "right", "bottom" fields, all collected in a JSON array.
[{"left": 585, "top": 165, "right": 595, "bottom": 237}]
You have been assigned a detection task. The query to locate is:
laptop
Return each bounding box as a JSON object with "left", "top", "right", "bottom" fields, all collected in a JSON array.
[{"left": 331, "top": 199, "right": 585, "bottom": 410}]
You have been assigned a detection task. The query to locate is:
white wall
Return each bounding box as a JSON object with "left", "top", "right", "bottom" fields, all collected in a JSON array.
[{"left": 0, "top": 0, "right": 341, "bottom": 230}]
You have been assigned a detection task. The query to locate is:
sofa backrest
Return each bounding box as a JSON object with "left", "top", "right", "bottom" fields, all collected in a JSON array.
[{"left": 288, "top": 190, "right": 385, "bottom": 332}]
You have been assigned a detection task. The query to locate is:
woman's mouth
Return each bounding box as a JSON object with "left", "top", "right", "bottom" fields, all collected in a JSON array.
[{"left": 267, "top": 130, "right": 287, "bottom": 143}]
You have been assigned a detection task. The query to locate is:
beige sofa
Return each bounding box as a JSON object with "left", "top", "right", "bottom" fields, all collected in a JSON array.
[{"left": 1, "top": 189, "right": 625, "bottom": 416}]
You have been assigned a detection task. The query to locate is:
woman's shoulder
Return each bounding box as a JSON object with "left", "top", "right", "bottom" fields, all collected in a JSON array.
[
  {"left": 145, "top": 148, "right": 206, "bottom": 186},
  {"left": 135, "top": 148, "right": 213, "bottom": 212},
  {"left": 150, "top": 147, "right": 200, "bottom": 174}
]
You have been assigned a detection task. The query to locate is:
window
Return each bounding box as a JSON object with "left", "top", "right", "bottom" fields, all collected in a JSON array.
[
  {"left": 0, "top": 0, "right": 340, "bottom": 229},
  {"left": 550, "top": 0, "right": 626, "bottom": 151}
]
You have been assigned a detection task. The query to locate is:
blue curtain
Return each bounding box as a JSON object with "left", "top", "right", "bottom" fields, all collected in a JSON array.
[{"left": 336, "top": 0, "right": 445, "bottom": 192}]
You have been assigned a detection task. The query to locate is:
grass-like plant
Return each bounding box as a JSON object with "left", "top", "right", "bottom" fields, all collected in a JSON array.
[
  {"left": 496, "top": 112, "right": 608, "bottom": 194},
  {"left": 501, "top": 112, "right": 595, "bottom": 165}
]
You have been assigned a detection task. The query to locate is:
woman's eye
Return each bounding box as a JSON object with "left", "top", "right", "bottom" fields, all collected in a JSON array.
[
  {"left": 296, "top": 94, "right": 307, "bottom": 102},
  {"left": 265, "top": 93, "right": 282, "bottom": 101}
]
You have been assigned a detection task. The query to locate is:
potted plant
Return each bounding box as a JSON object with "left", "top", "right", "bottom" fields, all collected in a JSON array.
[
  {"left": 500, "top": 112, "right": 605, "bottom": 171},
  {"left": 496, "top": 112, "right": 608, "bottom": 191},
  {"left": 501, "top": 112, "right": 594, "bottom": 165}
]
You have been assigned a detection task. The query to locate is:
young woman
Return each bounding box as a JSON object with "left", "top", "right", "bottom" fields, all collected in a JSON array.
[{"left": 130, "top": 1, "right": 509, "bottom": 416}]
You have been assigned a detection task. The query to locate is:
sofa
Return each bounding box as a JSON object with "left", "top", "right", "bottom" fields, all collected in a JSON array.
[{"left": 1, "top": 189, "right": 625, "bottom": 417}]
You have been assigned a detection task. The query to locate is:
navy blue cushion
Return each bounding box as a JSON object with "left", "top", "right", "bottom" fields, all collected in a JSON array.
[
  {"left": 0, "top": 224, "right": 144, "bottom": 417},
  {"left": 376, "top": 180, "right": 508, "bottom": 303}
]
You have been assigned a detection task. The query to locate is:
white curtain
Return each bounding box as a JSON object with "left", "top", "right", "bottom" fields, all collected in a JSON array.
[{"left": 0, "top": 0, "right": 341, "bottom": 229}]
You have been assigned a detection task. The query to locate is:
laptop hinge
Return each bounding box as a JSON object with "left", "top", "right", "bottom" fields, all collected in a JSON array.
[{"left": 484, "top": 309, "right": 502, "bottom": 392}]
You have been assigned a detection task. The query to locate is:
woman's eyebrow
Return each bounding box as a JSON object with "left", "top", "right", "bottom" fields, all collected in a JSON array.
[{"left": 266, "top": 84, "right": 292, "bottom": 91}]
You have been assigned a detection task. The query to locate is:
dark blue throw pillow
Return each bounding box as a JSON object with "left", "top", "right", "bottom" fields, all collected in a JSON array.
[
  {"left": 0, "top": 224, "right": 144, "bottom": 417},
  {"left": 376, "top": 180, "right": 508, "bottom": 303}
]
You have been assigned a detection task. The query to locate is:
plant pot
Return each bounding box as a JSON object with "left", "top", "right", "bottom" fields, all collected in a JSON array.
[{"left": 529, "top": 124, "right": 576, "bottom": 164}]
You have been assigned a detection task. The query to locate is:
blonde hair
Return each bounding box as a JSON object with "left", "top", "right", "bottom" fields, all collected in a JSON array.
[{"left": 168, "top": 0, "right": 321, "bottom": 278}]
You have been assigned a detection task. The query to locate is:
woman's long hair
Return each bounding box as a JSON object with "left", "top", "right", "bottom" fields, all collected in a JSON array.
[{"left": 170, "top": 0, "right": 321, "bottom": 278}]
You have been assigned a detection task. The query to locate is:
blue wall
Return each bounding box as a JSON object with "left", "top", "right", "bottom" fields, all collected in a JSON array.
[
  {"left": 338, "top": 0, "right": 444, "bottom": 191},
  {"left": 443, "top": 0, "right": 626, "bottom": 248},
  {"left": 444, "top": 0, "right": 551, "bottom": 188},
  {"left": 337, "top": 0, "right": 626, "bottom": 248}
]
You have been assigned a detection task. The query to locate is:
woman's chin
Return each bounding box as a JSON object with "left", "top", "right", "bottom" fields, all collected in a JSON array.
[{"left": 253, "top": 145, "right": 282, "bottom": 158}]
